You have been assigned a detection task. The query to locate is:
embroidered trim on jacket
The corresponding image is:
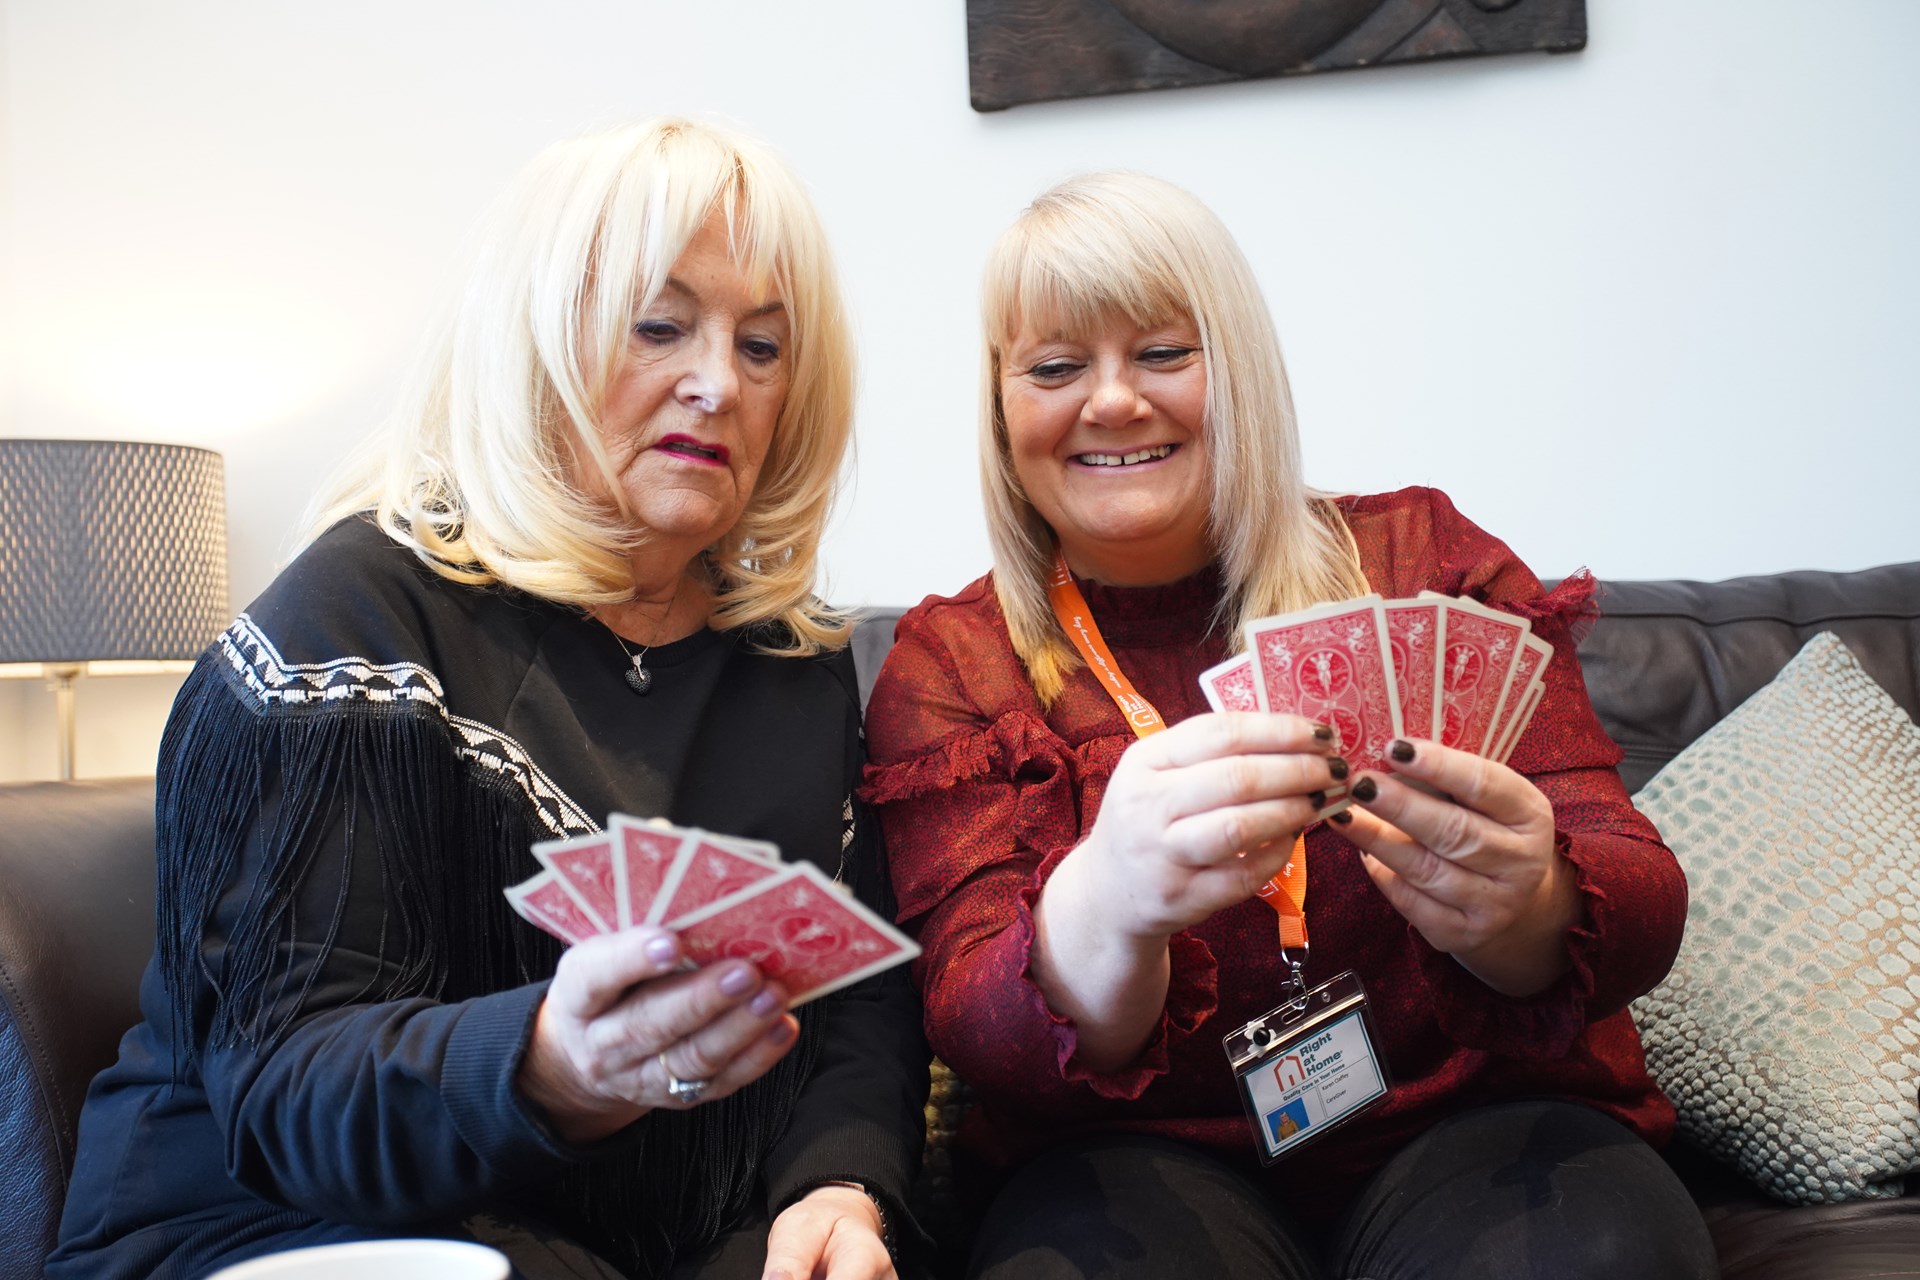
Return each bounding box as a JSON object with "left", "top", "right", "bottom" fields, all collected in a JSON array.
[{"left": 216, "top": 613, "right": 597, "bottom": 838}]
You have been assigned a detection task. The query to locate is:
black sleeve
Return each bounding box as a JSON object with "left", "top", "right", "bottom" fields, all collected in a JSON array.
[
  {"left": 756, "top": 673, "right": 930, "bottom": 1245},
  {"left": 162, "top": 660, "right": 613, "bottom": 1224}
]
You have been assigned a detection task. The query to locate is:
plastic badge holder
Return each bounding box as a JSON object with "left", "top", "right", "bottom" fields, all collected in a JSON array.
[{"left": 1223, "top": 970, "right": 1391, "bottom": 1165}]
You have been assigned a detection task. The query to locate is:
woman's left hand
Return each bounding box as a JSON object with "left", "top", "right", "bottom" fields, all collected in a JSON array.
[
  {"left": 1339, "top": 738, "right": 1580, "bottom": 997},
  {"left": 762, "top": 1184, "right": 895, "bottom": 1280}
]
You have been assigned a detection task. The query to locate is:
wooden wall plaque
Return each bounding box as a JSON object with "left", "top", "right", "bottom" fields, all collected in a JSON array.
[{"left": 966, "top": 0, "right": 1587, "bottom": 112}]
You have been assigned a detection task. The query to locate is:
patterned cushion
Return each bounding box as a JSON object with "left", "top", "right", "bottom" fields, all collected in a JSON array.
[{"left": 1631, "top": 632, "right": 1920, "bottom": 1203}]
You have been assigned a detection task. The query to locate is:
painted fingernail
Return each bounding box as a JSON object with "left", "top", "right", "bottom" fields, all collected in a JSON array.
[
  {"left": 645, "top": 935, "right": 679, "bottom": 964},
  {"left": 766, "top": 1017, "right": 797, "bottom": 1045},
  {"left": 1389, "top": 739, "right": 1416, "bottom": 764},
  {"left": 1330, "top": 810, "right": 1353, "bottom": 825},
  {"left": 719, "top": 964, "right": 756, "bottom": 997},
  {"left": 750, "top": 989, "right": 782, "bottom": 1018},
  {"left": 1327, "top": 756, "right": 1350, "bottom": 781},
  {"left": 1308, "top": 791, "right": 1327, "bottom": 810},
  {"left": 1312, "top": 723, "right": 1334, "bottom": 742},
  {"left": 1352, "top": 777, "right": 1379, "bottom": 803}
]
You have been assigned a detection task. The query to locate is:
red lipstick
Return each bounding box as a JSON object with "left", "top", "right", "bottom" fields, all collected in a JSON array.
[{"left": 654, "top": 434, "right": 729, "bottom": 466}]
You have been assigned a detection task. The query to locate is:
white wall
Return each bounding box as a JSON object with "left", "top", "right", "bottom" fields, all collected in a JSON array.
[{"left": 2, "top": 0, "right": 1915, "bottom": 780}]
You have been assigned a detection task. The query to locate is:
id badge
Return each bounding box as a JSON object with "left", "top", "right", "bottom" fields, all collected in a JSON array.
[{"left": 1222, "top": 970, "right": 1390, "bottom": 1165}]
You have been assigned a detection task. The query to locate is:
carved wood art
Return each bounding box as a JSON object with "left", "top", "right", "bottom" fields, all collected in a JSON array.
[{"left": 966, "top": 0, "right": 1586, "bottom": 111}]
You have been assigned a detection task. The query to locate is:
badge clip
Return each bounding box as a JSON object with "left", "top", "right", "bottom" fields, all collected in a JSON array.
[{"left": 1222, "top": 969, "right": 1391, "bottom": 1165}]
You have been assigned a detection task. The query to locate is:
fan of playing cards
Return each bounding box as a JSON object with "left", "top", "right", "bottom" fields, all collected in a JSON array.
[
  {"left": 1199, "top": 593, "right": 1552, "bottom": 776},
  {"left": 505, "top": 814, "right": 919, "bottom": 1006}
]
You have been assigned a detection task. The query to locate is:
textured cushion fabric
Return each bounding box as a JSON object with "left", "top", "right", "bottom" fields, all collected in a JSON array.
[{"left": 1632, "top": 633, "right": 1920, "bottom": 1203}]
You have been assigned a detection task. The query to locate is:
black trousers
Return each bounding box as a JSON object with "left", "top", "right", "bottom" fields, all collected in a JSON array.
[{"left": 966, "top": 1101, "right": 1721, "bottom": 1280}]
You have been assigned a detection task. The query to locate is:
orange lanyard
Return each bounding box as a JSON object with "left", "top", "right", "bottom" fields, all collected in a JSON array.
[{"left": 1048, "top": 550, "right": 1309, "bottom": 957}]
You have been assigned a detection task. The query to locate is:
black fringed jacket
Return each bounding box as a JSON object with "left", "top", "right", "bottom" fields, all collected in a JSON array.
[{"left": 49, "top": 517, "right": 929, "bottom": 1279}]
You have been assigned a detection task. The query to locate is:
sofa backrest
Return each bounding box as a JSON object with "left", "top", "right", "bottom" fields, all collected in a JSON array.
[
  {"left": 1575, "top": 563, "right": 1920, "bottom": 793},
  {"left": 849, "top": 561, "right": 1920, "bottom": 796},
  {"left": 0, "top": 777, "right": 157, "bottom": 1277},
  {"left": 850, "top": 610, "right": 907, "bottom": 711}
]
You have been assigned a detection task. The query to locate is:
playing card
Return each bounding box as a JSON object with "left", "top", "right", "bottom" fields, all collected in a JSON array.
[
  {"left": 1427, "top": 595, "right": 1529, "bottom": 756},
  {"left": 1198, "top": 653, "right": 1260, "bottom": 713},
  {"left": 1197, "top": 652, "right": 1350, "bottom": 819},
  {"left": 610, "top": 814, "right": 689, "bottom": 929},
  {"left": 1493, "top": 679, "right": 1545, "bottom": 764},
  {"left": 1383, "top": 600, "right": 1444, "bottom": 744},
  {"left": 505, "top": 871, "right": 605, "bottom": 945},
  {"left": 1485, "top": 633, "right": 1554, "bottom": 763},
  {"left": 532, "top": 832, "right": 620, "bottom": 933},
  {"left": 670, "top": 862, "right": 920, "bottom": 1005},
  {"left": 697, "top": 832, "right": 781, "bottom": 865},
  {"left": 1244, "top": 596, "right": 1402, "bottom": 773},
  {"left": 654, "top": 832, "right": 785, "bottom": 926}
]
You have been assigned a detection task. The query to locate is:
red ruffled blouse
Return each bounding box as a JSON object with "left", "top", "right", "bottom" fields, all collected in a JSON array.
[{"left": 861, "top": 487, "right": 1682, "bottom": 1217}]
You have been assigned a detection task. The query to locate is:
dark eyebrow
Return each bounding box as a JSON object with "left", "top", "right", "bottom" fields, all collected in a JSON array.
[{"left": 661, "top": 276, "right": 786, "bottom": 319}]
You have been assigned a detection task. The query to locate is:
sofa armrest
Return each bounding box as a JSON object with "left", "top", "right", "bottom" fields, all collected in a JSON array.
[{"left": 0, "top": 778, "right": 157, "bottom": 1276}]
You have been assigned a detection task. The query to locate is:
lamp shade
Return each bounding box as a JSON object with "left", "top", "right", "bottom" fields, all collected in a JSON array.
[{"left": 0, "top": 439, "right": 229, "bottom": 663}]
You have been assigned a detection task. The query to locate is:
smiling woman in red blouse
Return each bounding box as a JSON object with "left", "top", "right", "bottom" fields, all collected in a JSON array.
[{"left": 862, "top": 173, "right": 1718, "bottom": 1280}]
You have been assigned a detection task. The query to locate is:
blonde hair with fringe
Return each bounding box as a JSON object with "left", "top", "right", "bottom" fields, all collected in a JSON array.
[
  {"left": 980, "top": 172, "right": 1369, "bottom": 703},
  {"left": 304, "top": 118, "right": 855, "bottom": 655}
]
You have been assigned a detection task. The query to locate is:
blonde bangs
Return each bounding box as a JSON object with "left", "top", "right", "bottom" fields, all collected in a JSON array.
[{"left": 983, "top": 187, "right": 1194, "bottom": 353}]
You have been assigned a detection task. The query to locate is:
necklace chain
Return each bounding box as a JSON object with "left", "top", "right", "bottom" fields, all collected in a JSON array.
[{"left": 602, "top": 590, "right": 680, "bottom": 698}]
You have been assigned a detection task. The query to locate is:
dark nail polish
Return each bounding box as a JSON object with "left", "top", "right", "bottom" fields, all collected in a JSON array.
[
  {"left": 1389, "top": 739, "right": 1416, "bottom": 764},
  {"left": 1330, "top": 810, "right": 1353, "bottom": 825},
  {"left": 1352, "top": 777, "right": 1378, "bottom": 803},
  {"left": 1308, "top": 791, "right": 1327, "bottom": 810},
  {"left": 1327, "top": 756, "right": 1350, "bottom": 781},
  {"left": 1312, "top": 723, "right": 1334, "bottom": 742}
]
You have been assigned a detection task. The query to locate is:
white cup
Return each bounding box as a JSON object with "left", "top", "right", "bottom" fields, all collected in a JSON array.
[{"left": 204, "top": 1239, "right": 511, "bottom": 1280}]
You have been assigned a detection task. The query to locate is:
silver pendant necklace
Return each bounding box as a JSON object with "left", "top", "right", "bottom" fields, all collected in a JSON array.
[
  {"left": 601, "top": 581, "right": 687, "bottom": 698},
  {"left": 611, "top": 633, "right": 654, "bottom": 695}
]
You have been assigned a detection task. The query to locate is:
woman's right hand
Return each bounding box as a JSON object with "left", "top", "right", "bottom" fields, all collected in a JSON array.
[
  {"left": 1070, "top": 711, "right": 1344, "bottom": 938},
  {"left": 1029, "top": 712, "right": 1343, "bottom": 1072},
  {"left": 516, "top": 927, "right": 798, "bottom": 1144}
]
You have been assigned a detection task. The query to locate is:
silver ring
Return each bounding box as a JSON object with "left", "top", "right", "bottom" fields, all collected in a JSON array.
[{"left": 658, "top": 1052, "right": 711, "bottom": 1105}]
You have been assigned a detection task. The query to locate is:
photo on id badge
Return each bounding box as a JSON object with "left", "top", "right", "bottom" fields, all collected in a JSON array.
[{"left": 1225, "top": 971, "right": 1391, "bottom": 1164}]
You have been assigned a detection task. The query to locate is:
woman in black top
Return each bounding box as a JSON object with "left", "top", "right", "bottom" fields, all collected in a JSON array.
[{"left": 50, "top": 118, "right": 925, "bottom": 1280}]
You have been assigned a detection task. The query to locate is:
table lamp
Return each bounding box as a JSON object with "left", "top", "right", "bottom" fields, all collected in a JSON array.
[{"left": 0, "top": 439, "right": 229, "bottom": 779}]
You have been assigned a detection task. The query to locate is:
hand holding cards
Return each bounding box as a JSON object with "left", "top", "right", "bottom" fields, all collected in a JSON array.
[
  {"left": 1200, "top": 594, "right": 1550, "bottom": 771},
  {"left": 505, "top": 814, "right": 918, "bottom": 1005},
  {"left": 1198, "top": 593, "right": 1550, "bottom": 1165}
]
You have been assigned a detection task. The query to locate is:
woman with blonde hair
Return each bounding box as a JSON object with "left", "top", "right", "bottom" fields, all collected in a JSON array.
[
  {"left": 863, "top": 172, "right": 1716, "bottom": 1278},
  {"left": 52, "top": 119, "right": 925, "bottom": 1280}
]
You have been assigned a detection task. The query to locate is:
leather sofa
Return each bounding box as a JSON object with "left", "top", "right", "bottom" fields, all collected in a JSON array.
[
  {"left": 0, "top": 776, "right": 154, "bottom": 1280},
  {"left": 5, "top": 563, "right": 1919, "bottom": 1279}
]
